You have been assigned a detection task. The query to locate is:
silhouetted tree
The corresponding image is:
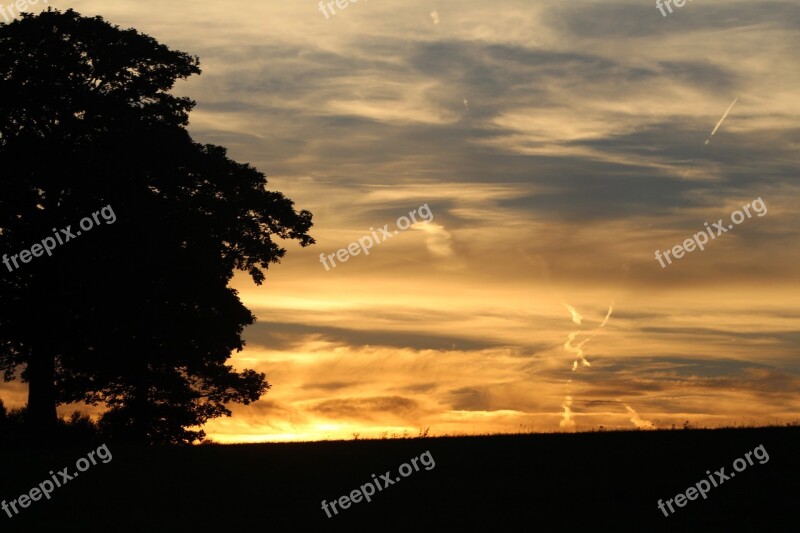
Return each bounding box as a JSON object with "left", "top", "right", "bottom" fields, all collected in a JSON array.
[{"left": 0, "top": 9, "right": 314, "bottom": 442}]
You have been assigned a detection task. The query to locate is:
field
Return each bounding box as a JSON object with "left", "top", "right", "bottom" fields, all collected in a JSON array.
[{"left": 2, "top": 426, "right": 797, "bottom": 531}]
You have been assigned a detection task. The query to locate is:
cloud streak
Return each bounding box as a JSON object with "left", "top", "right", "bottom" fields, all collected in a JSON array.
[
  {"left": 705, "top": 97, "right": 739, "bottom": 145},
  {"left": 1, "top": 0, "right": 797, "bottom": 441}
]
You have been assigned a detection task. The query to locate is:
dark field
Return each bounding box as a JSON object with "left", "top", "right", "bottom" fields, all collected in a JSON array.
[{"left": 1, "top": 426, "right": 797, "bottom": 532}]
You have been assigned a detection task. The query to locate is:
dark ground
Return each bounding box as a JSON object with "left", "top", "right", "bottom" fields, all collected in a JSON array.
[{"left": 1, "top": 426, "right": 797, "bottom": 532}]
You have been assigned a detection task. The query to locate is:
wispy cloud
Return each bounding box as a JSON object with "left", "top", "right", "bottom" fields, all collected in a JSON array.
[{"left": 4, "top": 0, "right": 796, "bottom": 441}]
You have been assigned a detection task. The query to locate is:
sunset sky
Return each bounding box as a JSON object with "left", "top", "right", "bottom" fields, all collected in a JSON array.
[{"left": 4, "top": 0, "right": 799, "bottom": 442}]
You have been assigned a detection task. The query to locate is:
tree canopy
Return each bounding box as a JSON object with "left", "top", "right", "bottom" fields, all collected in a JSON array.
[{"left": 0, "top": 9, "right": 314, "bottom": 443}]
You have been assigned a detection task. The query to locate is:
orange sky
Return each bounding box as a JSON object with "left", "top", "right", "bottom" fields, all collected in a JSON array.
[{"left": 4, "top": 0, "right": 799, "bottom": 442}]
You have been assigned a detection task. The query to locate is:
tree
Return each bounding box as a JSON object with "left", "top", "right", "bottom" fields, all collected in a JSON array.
[{"left": 0, "top": 9, "right": 314, "bottom": 442}]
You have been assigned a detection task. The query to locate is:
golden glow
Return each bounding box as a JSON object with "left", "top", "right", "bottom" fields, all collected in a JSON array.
[{"left": 2, "top": 0, "right": 798, "bottom": 442}]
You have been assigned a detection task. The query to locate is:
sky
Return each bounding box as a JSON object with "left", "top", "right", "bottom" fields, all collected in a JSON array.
[{"left": 3, "top": 0, "right": 800, "bottom": 442}]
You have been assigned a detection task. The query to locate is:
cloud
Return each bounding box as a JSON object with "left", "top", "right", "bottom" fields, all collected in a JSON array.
[
  {"left": 7, "top": 0, "right": 795, "bottom": 442},
  {"left": 309, "top": 396, "right": 421, "bottom": 422},
  {"left": 412, "top": 222, "right": 455, "bottom": 259}
]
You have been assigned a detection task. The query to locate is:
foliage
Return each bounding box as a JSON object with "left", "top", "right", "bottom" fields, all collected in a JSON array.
[{"left": 0, "top": 9, "right": 314, "bottom": 443}]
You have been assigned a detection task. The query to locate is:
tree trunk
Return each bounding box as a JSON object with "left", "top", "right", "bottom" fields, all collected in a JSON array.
[{"left": 26, "top": 350, "right": 58, "bottom": 434}]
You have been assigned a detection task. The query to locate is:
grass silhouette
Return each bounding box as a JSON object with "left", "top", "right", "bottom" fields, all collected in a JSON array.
[{"left": 1, "top": 424, "right": 796, "bottom": 531}]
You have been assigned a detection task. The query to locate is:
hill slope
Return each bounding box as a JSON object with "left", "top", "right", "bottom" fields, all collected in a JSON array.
[{"left": 2, "top": 426, "right": 797, "bottom": 531}]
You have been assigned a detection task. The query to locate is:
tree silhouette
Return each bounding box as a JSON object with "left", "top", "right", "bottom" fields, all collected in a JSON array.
[{"left": 0, "top": 9, "right": 314, "bottom": 443}]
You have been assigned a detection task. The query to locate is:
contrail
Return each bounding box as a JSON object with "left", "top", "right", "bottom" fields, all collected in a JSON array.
[
  {"left": 564, "top": 303, "right": 582, "bottom": 325},
  {"left": 559, "top": 303, "right": 613, "bottom": 429},
  {"left": 564, "top": 331, "right": 592, "bottom": 371},
  {"left": 598, "top": 303, "right": 613, "bottom": 328},
  {"left": 560, "top": 395, "right": 576, "bottom": 430},
  {"left": 563, "top": 302, "right": 613, "bottom": 371},
  {"left": 516, "top": 251, "right": 619, "bottom": 430},
  {"left": 704, "top": 97, "right": 738, "bottom": 145},
  {"left": 624, "top": 404, "right": 654, "bottom": 429}
]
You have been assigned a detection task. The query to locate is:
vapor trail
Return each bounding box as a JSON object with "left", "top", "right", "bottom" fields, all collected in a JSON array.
[
  {"left": 565, "top": 303, "right": 583, "bottom": 325},
  {"left": 560, "top": 395, "right": 576, "bottom": 429},
  {"left": 598, "top": 303, "right": 613, "bottom": 328},
  {"left": 563, "top": 302, "right": 613, "bottom": 371},
  {"left": 624, "top": 404, "right": 654, "bottom": 429},
  {"left": 704, "top": 97, "right": 738, "bottom": 145}
]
